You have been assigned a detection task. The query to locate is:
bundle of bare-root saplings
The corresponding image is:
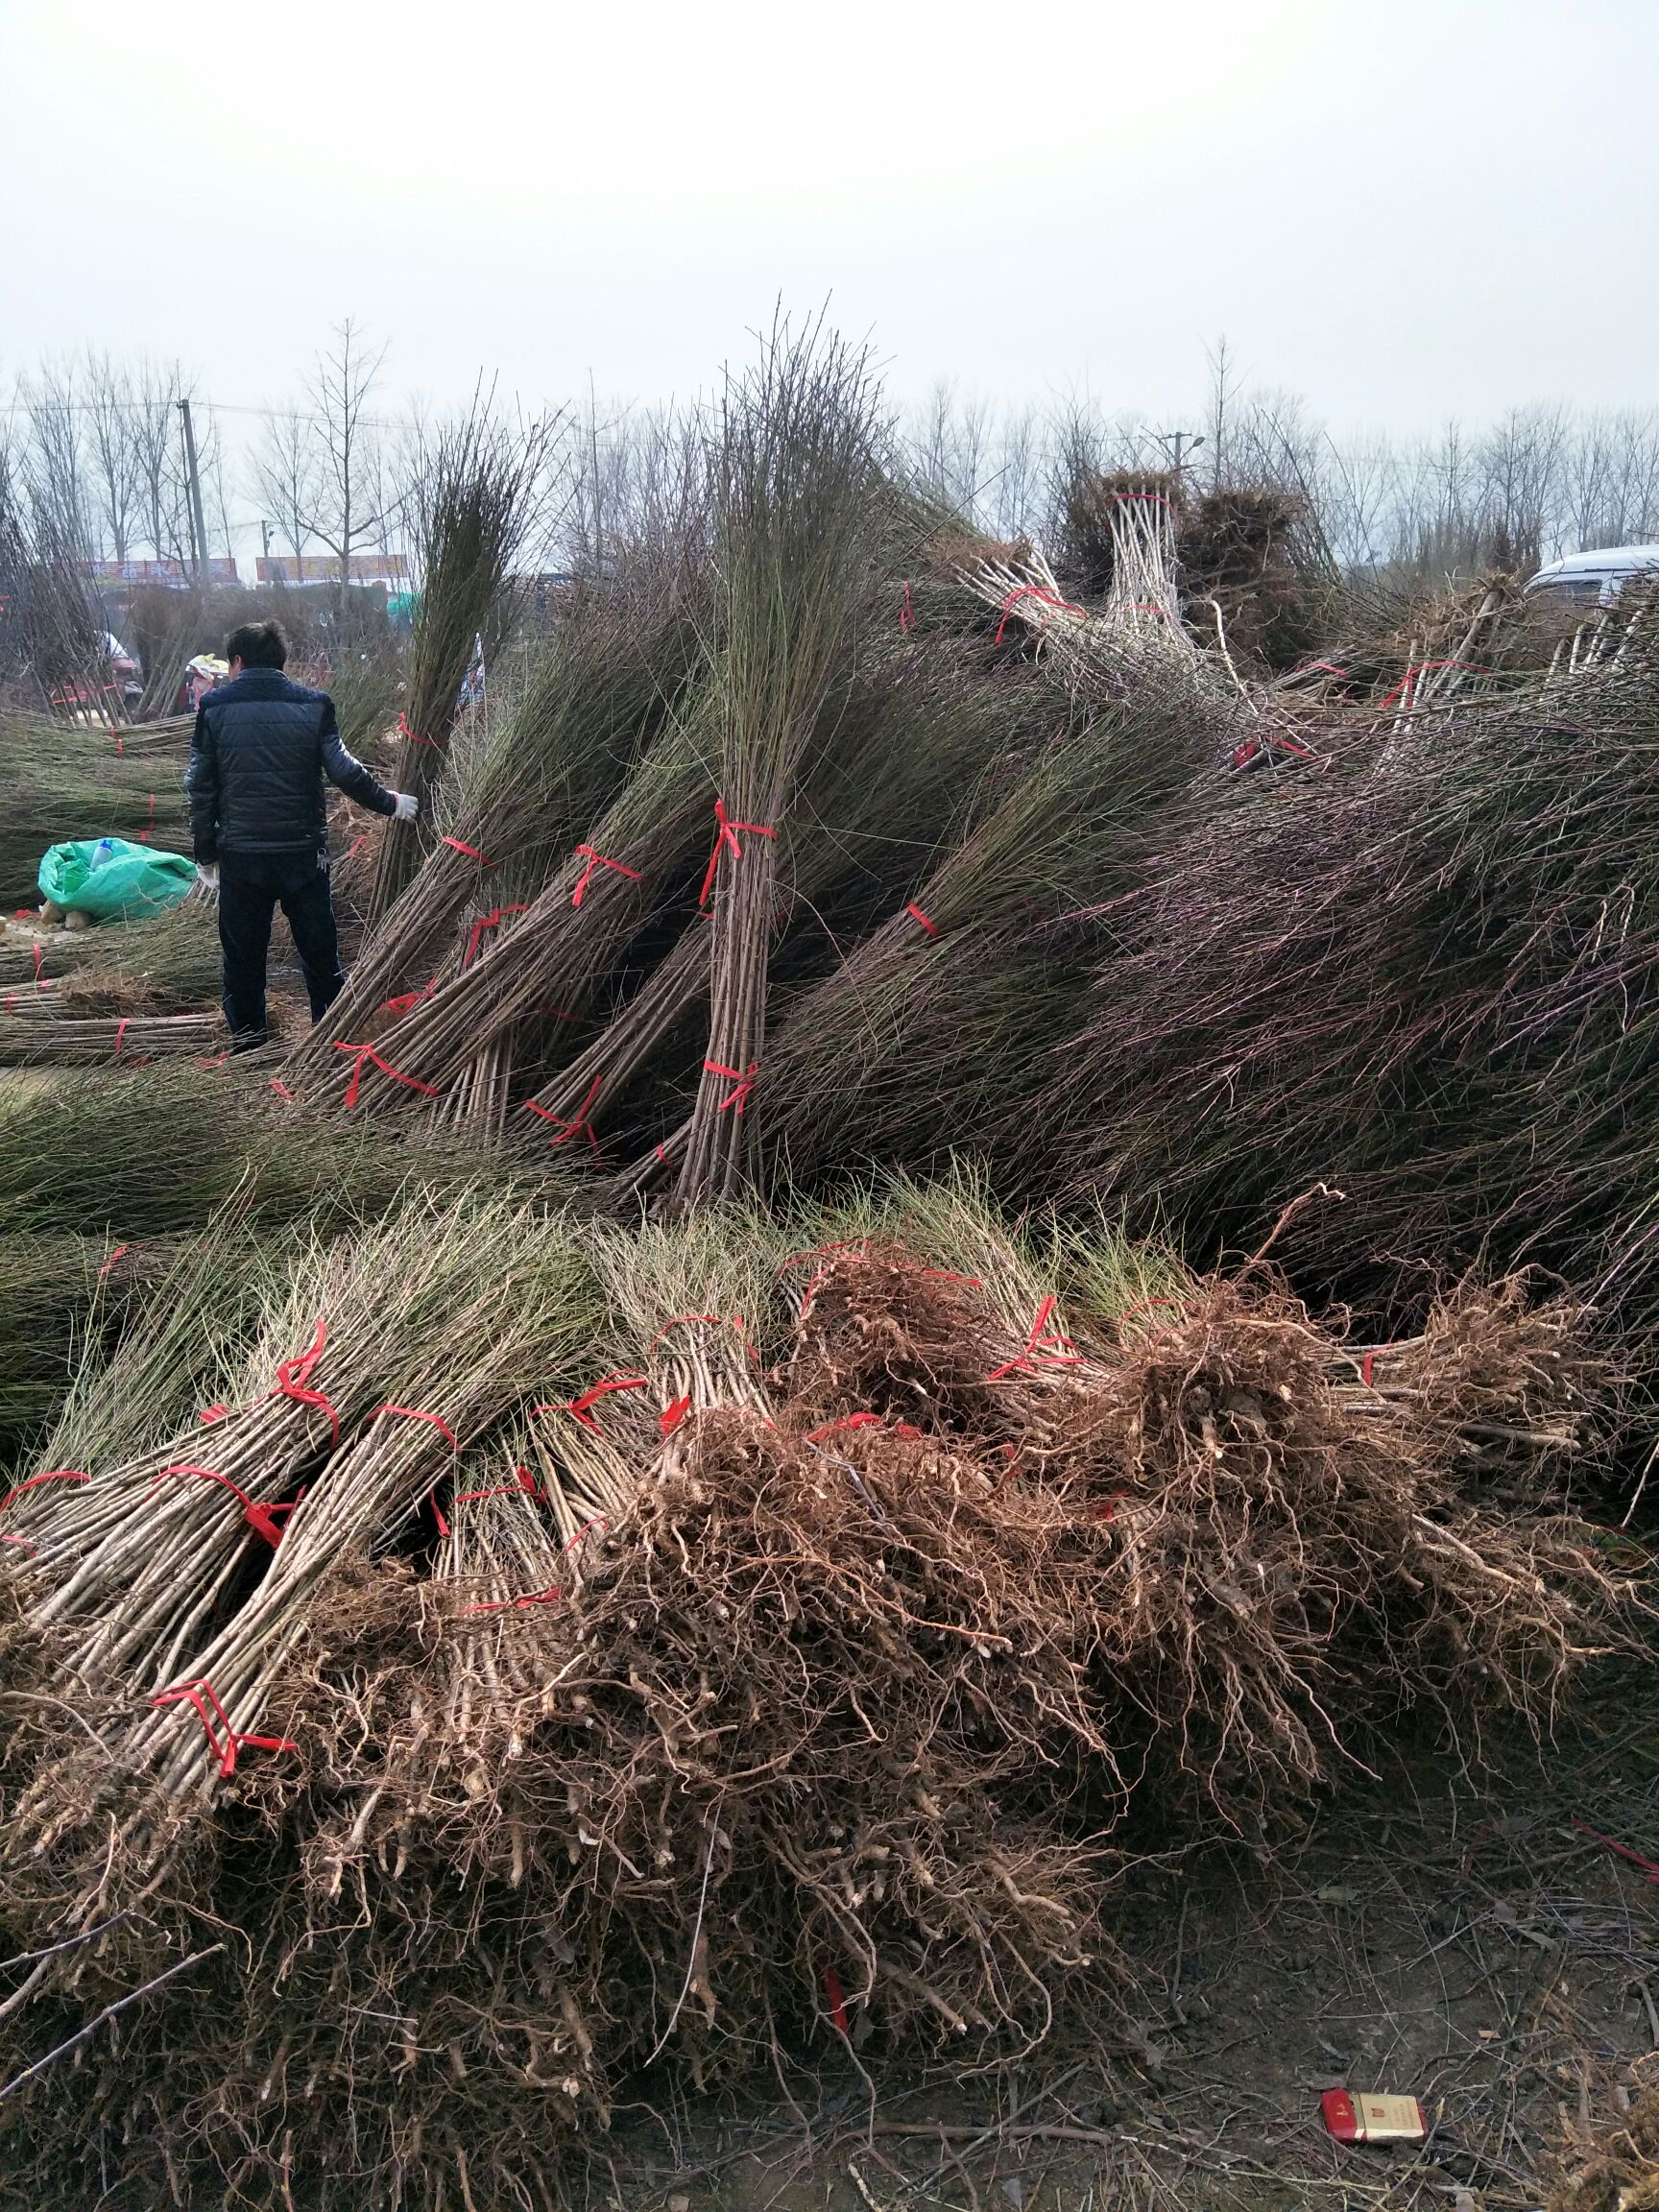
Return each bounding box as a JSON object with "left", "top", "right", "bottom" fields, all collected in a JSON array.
[{"left": 0, "top": 1166, "right": 1629, "bottom": 2209}]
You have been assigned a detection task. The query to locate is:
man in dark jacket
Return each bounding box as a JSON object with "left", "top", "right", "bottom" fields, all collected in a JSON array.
[{"left": 186, "top": 619, "right": 417, "bottom": 1050}]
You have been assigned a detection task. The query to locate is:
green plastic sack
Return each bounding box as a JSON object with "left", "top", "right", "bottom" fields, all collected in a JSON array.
[{"left": 36, "top": 837, "right": 195, "bottom": 922}]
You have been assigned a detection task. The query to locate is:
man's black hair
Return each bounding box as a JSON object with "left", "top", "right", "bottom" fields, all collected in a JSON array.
[{"left": 225, "top": 619, "right": 288, "bottom": 670}]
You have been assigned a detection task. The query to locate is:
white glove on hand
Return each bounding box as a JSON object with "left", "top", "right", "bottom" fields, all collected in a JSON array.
[
  {"left": 196, "top": 862, "right": 219, "bottom": 895},
  {"left": 392, "top": 792, "right": 420, "bottom": 822}
]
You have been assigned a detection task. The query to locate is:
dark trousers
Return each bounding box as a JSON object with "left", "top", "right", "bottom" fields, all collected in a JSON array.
[{"left": 218, "top": 850, "right": 346, "bottom": 1047}]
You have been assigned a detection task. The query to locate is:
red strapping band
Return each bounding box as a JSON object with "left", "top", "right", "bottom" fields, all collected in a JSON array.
[
  {"left": 373, "top": 1404, "right": 460, "bottom": 1449},
  {"left": 454, "top": 1465, "right": 544, "bottom": 1507},
  {"left": 905, "top": 903, "right": 939, "bottom": 938},
  {"left": 1378, "top": 660, "right": 1490, "bottom": 711},
  {"left": 466, "top": 1516, "right": 607, "bottom": 1612},
  {"left": 987, "top": 1295, "right": 1082, "bottom": 1382},
  {"left": 994, "top": 584, "right": 1086, "bottom": 646},
  {"left": 463, "top": 904, "right": 528, "bottom": 968},
  {"left": 194, "top": 1051, "right": 229, "bottom": 1070},
  {"left": 698, "top": 799, "right": 776, "bottom": 909},
  {"left": 824, "top": 1964, "right": 851, "bottom": 2038},
  {"left": 144, "top": 1463, "right": 299, "bottom": 1549},
  {"left": 661, "top": 1393, "right": 692, "bottom": 1436},
  {"left": 899, "top": 582, "right": 915, "bottom": 634},
  {"left": 1290, "top": 661, "right": 1352, "bottom": 681},
  {"left": 396, "top": 709, "right": 441, "bottom": 750},
  {"left": 200, "top": 1404, "right": 228, "bottom": 1425},
  {"left": 114, "top": 1018, "right": 130, "bottom": 1056},
  {"left": 0, "top": 1470, "right": 88, "bottom": 1515},
  {"left": 151, "top": 1678, "right": 297, "bottom": 1780},
  {"left": 1571, "top": 1816, "right": 1659, "bottom": 1884},
  {"left": 1234, "top": 729, "right": 1317, "bottom": 771},
  {"left": 441, "top": 835, "right": 493, "bottom": 865},
  {"left": 538, "top": 1374, "right": 647, "bottom": 1436},
  {"left": 523, "top": 1073, "right": 603, "bottom": 1156},
  {"left": 268, "top": 1076, "right": 295, "bottom": 1102},
  {"left": 704, "top": 1059, "right": 757, "bottom": 1114},
  {"left": 333, "top": 1040, "right": 440, "bottom": 1108},
  {"left": 648, "top": 1311, "right": 751, "bottom": 1352},
  {"left": 571, "top": 845, "right": 642, "bottom": 908},
  {"left": 31, "top": 941, "right": 44, "bottom": 991},
  {"left": 271, "top": 1317, "right": 341, "bottom": 1445},
  {"left": 97, "top": 1244, "right": 130, "bottom": 1280}
]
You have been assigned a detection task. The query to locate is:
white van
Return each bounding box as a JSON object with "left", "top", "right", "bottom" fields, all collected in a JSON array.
[{"left": 1524, "top": 544, "right": 1659, "bottom": 606}]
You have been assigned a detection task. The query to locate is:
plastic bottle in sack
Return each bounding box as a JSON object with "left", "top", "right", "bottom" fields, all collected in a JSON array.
[{"left": 87, "top": 837, "right": 118, "bottom": 871}]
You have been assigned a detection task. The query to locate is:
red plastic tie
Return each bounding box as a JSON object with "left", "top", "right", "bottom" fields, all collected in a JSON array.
[
  {"left": 704, "top": 1059, "right": 757, "bottom": 1114},
  {"left": 923, "top": 1267, "right": 984, "bottom": 1287},
  {"left": 824, "top": 1964, "right": 851, "bottom": 2038},
  {"left": 441, "top": 835, "right": 493, "bottom": 865},
  {"left": 193, "top": 1050, "right": 229, "bottom": 1070},
  {"left": 144, "top": 1463, "right": 296, "bottom": 1548},
  {"left": 647, "top": 1311, "right": 751, "bottom": 1354},
  {"left": 465, "top": 1517, "right": 607, "bottom": 1612},
  {"left": 570, "top": 844, "right": 642, "bottom": 908},
  {"left": 994, "top": 584, "right": 1086, "bottom": 646},
  {"left": 151, "top": 1678, "right": 298, "bottom": 1780},
  {"left": 463, "top": 903, "right": 528, "bottom": 968},
  {"left": 1378, "top": 660, "right": 1490, "bottom": 711},
  {"left": 905, "top": 902, "right": 939, "bottom": 939},
  {"left": 539, "top": 1374, "right": 648, "bottom": 1436},
  {"left": 199, "top": 1404, "right": 228, "bottom": 1425},
  {"left": 986, "top": 1295, "right": 1081, "bottom": 1382},
  {"left": 396, "top": 709, "right": 441, "bottom": 751},
  {"left": 698, "top": 799, "right": 776, "bottom": 909},
  {"left": 31, "top": 941, "right": 44, "bottom": 991},
  {"left": 271, "top": 1317, "right": 341, "bottom": 1444},
  {"left": 899, "top": 582, "right": 915, "bottom": 634},
  {"left": 661, "top": 1393, "right": 692, "bottom": 1436},
  {"left": 373, "top": 1404, "right": 460, "bottom": 1449},
  {"left": 1571, "top": 1816, "right": 1659, "bottom": 1884},
  {"left": 114, "top": 1018, "right": 130, "bottom": 1056},
  {"left": 97, "top": 1244, "right": 130, "bottom": 1280},
  {"left": 523, "top": 1073, "right": 604, "bottom": 1156},
  {"left": 0, "top": 1470, "right": 88, "bottom": 1515},
  {"left": 268, "top": 1076, "right": 295, "bottom": 1101},
  {"left": 1290, "top": 661, "right": 1352, "bottom": 681},
  {"left": 453, "top": 1465, "right": 545, "bottom": 1507},
  {"left": 807, "top": 1412, "right": 883, "bottom": 1444},
  {"left": 332, "top": 1039, "right": 440, "bottom": 1108}
]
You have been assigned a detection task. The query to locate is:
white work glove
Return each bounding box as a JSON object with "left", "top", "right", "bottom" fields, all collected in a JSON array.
[
  {"left": 196, "top": 862, "right": 219, "bottom": 895},
  {"left": 392, "top": 792, "right": 420, "bottom": 822}
]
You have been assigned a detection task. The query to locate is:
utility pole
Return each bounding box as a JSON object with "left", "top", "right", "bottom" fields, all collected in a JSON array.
[
  {"left": 1157, "top": 429, "right": 1206, "bottom": 478},
  {"left": 177, "top": 397, "right": 211, "bottom": 589}
]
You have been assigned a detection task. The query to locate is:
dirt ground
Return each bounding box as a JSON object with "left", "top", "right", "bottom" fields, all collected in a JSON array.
[{"left": 575, "top": 1663, "right": 1659, "bottom": 2212}]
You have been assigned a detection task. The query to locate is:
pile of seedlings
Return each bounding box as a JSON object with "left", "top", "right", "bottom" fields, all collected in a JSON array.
[{"left": 0, "top": 1172, "right": 1629, "bottom": 2207}]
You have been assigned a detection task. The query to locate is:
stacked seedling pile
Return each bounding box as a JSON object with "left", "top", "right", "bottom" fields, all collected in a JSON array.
[
  {"left": 1033, "top": 597, "right": 1659, "bottom": 1354},
  {"left": 0, "top": 709, "right": 192, "bottom": 905},
  {"left": 0, "top": 1166, "right": 1626, "bottom": 2209}
]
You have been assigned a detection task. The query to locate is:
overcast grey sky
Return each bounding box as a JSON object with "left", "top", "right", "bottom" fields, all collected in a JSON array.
[{"left": 2, "top": 0, "right": 1655, "bottom": 433}]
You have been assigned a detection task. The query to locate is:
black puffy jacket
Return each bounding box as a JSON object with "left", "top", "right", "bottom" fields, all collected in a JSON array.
[{"left": 185, "top": 668, "right": 397, "bottom": 863}]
